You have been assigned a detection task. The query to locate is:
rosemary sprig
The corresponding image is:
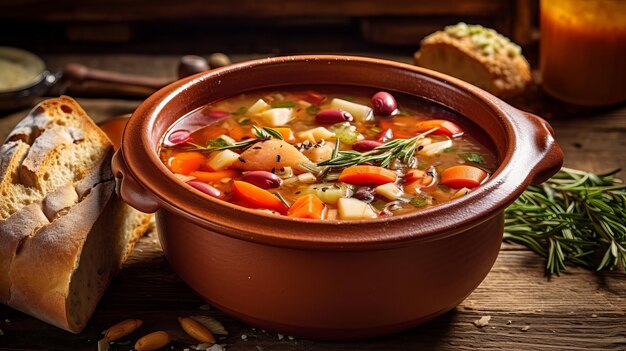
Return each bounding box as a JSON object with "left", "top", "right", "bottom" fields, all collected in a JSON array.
[
  {"left": 186, "top": 126, "right": 282, "bottom": 152},
  {"left": 504, "top": 167, "right": 626, "bottom": 275},
  {"left": 317, "top": 129, "right": 436, "bottom": 169}
]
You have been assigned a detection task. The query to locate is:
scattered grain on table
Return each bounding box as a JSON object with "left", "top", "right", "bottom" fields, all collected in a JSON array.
[
  {"left": 521, "top": 326, "right": 530, "bottom": 332},
  {"left": 190, "top": 315, "right": 228, "bottom": 335},
  {"left": 473, "top": 315, "right": 491, "bottom": 328}
]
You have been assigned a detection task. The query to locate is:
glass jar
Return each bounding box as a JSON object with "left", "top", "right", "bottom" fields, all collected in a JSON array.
[{"left": 540, "top": 0, "right": 626, "bottom": 106}]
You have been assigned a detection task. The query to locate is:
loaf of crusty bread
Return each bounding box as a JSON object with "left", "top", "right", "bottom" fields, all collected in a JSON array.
[
  {"left": 414, "top": 22, "right": 532, "bottom": 98},
  {"left": 0, "top": 96, "right": 151, "bottom": 333}
]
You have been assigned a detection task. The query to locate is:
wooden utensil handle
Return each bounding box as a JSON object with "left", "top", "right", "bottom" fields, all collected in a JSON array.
[{"left": 63, "top": 63, "right": 170, "bottom": 90}]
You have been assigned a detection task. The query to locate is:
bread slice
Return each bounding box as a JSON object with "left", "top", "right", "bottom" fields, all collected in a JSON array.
[
  {"left": 414, "top": 23, "right": 532, "bottom": 98},
  {"left": 0, "top": 96, "right": 151, "bottom": 333}
]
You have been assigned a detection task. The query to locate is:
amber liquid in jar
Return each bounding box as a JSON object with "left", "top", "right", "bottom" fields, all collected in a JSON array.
[{"left": 540, "top": 0, "right": 626, "bottom": 106}]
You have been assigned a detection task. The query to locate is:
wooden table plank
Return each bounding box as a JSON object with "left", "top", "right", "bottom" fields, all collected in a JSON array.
[{"left": 0, "top": 54, "right": 625, "bottom": 351}]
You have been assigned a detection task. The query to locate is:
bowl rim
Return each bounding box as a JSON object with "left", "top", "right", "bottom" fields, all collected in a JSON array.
[
  {"left": 0, "top": 46, "right": 46, "bottom": 93},
  {"left": 119, "top": 55, "right": 559, "bottom": 250}
]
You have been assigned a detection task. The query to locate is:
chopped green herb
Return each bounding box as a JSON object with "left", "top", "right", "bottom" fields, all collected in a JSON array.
[
  {"left": 237, "top": 117, "right": 251, "bottom": 125},
  {"left": 437, "top": 184, "right": 450, "bottom": 192},
  {"left": 370, "top": 126, "right": 382, "bottom": 134},
  {"left": 306, "top": 106, "right": 320, "bottom": 116},
  {"left": 410, "top": 196, "right": 428, "bottom": 208},
  {"left": 417, "top": 162, "right": 428, "bottom": 170},
  {"left": 371, "top": 201, "right": 387, "bottom": 211},
  {"left": 260, "top": 126, "right": 284, "bottom": 140},
  {"left": 271, "top": 101, "right": 297, "bottom": 108},
  {"left": 206, "top": 138, "right": 229, "bottom": 148},
  {"left": 232, "top": 106, "right": 248, "bottom": 115},
  {"left": 341, "top": 96, "right": 354, "bottom": 101},
  {"left": 459, "top": 152, "right": 484, "bottom": 164},
  {"left": 443, "top": 147, "right": 456, "bottom": 153}
]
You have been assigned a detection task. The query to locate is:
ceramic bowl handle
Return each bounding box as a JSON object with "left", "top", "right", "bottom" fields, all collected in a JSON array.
[
  {"left": 522, "top": 111, "right": 564, "bottom": 185},
  {"left": 111, "top": 150, "right": 161, "bottom": 213}
]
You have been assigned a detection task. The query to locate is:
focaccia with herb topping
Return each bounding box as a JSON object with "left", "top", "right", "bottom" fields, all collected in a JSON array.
[{"left": 414, "top": 23, "right": 532, "bottom": 97}]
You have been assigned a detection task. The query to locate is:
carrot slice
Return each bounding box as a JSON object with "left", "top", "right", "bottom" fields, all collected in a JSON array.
[
  {"left": 190, "top": 170, "right": 238, "bottom": 183},
  {"left": 415, "top": 119, "right": 464, "bottom": 137},
  {"left": 338, "top": 165, "right": 397, "bottom": 185},
  {"left": 380, "top": 117, "right": 464, "bottom": 139},
  {"left": 168, "top": 152, "right": 206, "bottom": 175},
  {"left": 274, "top": 127, "right": 296, "bottom": 143},
  {"left": 440, "top": 165, "right": 487, "bottom": 189},
  {"left": 379, "top": 116, "right": 415, "bottom": 139},
  {"left": 288, "top": 194, "right": 326, "bottom": 219},
  {"left": 232, "top": 180, "right": 289, "bottom": 214},
  {"left": 403, "top": 168, "right": 436, "bottom": 194},
  {"left": 222, "top": 119, "right": 251, "bottom": 141},
  {"left": 404, "top": 169, "right": 426, "bottom": 183}
]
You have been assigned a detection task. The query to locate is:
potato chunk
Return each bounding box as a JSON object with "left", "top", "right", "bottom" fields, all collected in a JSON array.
[
  {"left": 337, "top": 197, "right": 377, "bottom": 220},
  {"left": 301, "top": 142, "right": 334, "bottom": 163},
  {"left": 234, "top": 139, "right": 310, "bottom": 173}
]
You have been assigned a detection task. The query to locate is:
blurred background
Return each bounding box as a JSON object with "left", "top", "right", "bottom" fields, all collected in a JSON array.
[{"left": 0, "top": 0, "right": 537, "bottom": 56}]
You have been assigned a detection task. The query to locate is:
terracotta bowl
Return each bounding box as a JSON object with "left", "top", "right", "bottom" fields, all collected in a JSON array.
[{"left": 112, "top": 55, "right": 563, "bottom": 340}]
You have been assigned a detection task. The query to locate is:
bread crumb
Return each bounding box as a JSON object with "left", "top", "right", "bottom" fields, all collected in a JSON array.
[
  {"left": 473, "top": 315, "right": 491, "bottom": 328},
  {"left": 241, "top": 334, "right": 248, "bottom": 341},
  {"left": 591, "top": 314, "right": 598, "bottom": 318},
  {"left": 460, "top": 300, "right": 476, "bottom": 310},
  {"left": 277, "top": 333, "right": 284, "bottom": 340},
  {"left": 256, "top": 346, "right": 264, "bottom": 351},
  {"left": 506, "top": 320, "right": 512, "bottom": 325},
  {"left": 521, "top": 326, "right": 530, "bottom": 332},
  {"left": 0, "top": 329, "right": 4, "bottom": 336},
  {"left": 4, "top": 319, "right": 9, "bottom": 323},
  {"left": 288, "top": 335, "right": 295, "bottom": 340}
]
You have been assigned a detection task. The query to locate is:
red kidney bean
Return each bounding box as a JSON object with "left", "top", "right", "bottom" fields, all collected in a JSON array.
[
  {"left": 167, "top": 130, "right": 191, "bottom": 146},
  {"left": 303, "top": 93, "right": 326, "bottom": 105},
  {"left": 352, "top": 139, "right": 383, "bottom": 152},
  {"left": 353, "top": 187, "right": 375, "bottom": 203},
  {"left": 206, "top": 110, "right": 230, "bottom": 119},
  {"left": 371, "top": 91, "right": 398, "bottom": 117},
  {"left": 242, "top": 171, "right": 283, "bottom": 189},
  {"left": 187, "top": 180, "right": 224, "bottom": 199},
  {"left": 315, "top": 109, "right": 353, "bottom": 124},
  {"left": 377, "top": 128, "right": 394, "bottom": 142}
]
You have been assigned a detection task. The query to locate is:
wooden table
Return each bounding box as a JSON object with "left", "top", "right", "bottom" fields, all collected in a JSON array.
[{"left": 0, "top": 54, "right": 624, "bottom": 351}]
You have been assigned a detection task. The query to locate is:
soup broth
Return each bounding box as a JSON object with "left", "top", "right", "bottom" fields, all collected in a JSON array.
[{"left": 159, "top": 86, "right": 497, "bottom": 220}]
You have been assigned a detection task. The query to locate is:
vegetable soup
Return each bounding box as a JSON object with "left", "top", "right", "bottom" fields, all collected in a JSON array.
[{"left": 159, "top": 87, "right": 497, "bottom": 220}]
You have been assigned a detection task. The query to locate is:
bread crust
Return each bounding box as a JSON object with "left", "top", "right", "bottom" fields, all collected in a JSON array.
[
  {"left": 8, "top": 180, "right": 114, "bottom": 331},
  {"left": 0, "top": 96, "right": 151, "bottom": 333}
]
